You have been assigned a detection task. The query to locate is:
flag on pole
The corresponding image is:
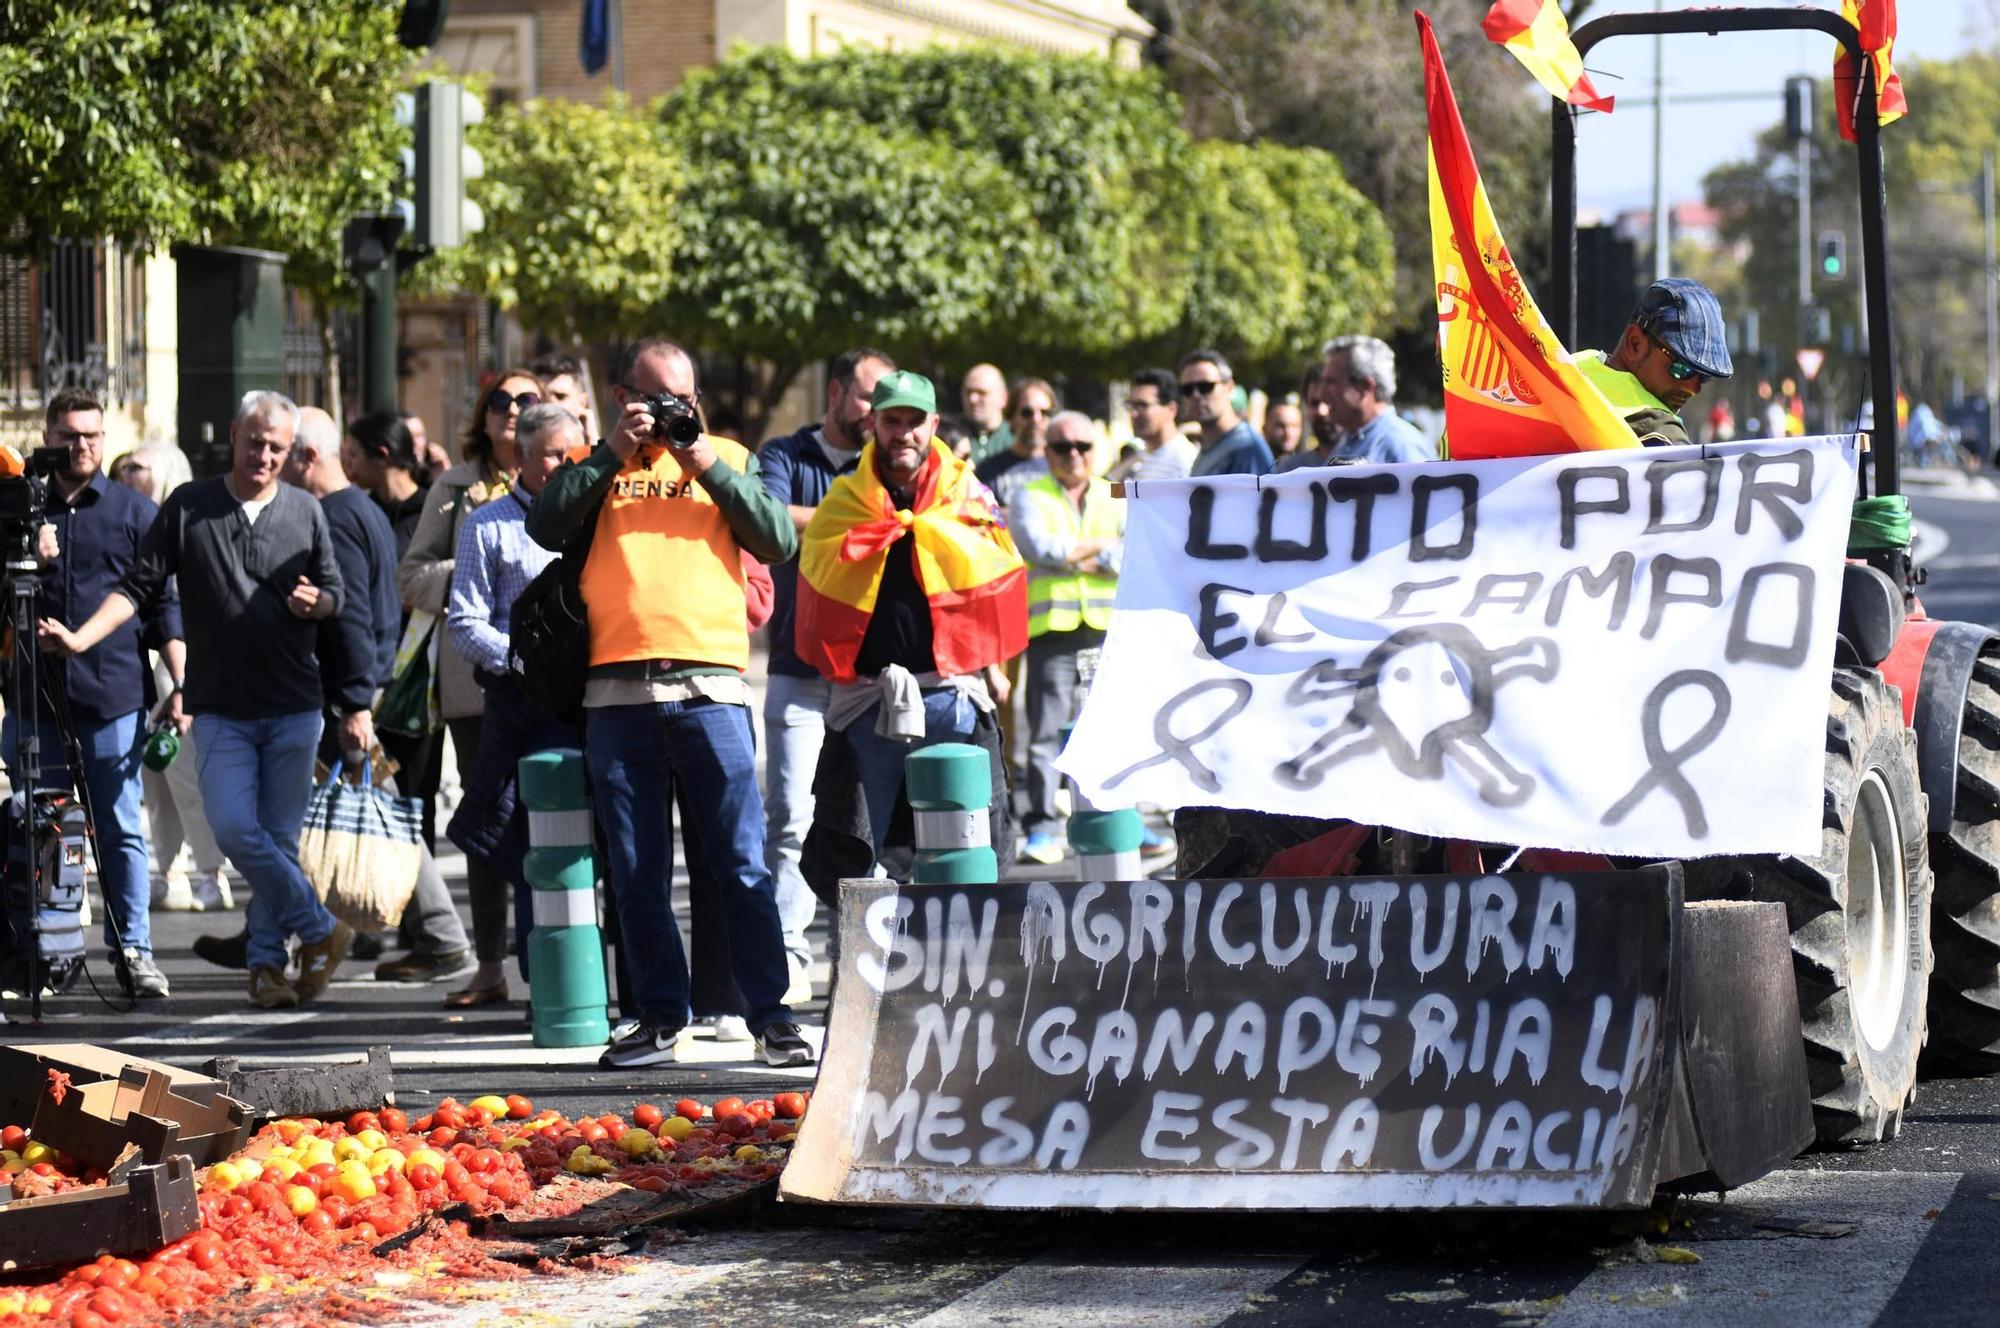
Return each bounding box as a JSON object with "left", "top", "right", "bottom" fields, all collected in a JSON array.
[
  {"left": 581, "top": 0, "right": 611, "bottom": 75},
  {"left": 1422, "top": 11, "right": 1639, "bottom": 460},
  {"left": 1481, "top": 0, "right": 1613, "bottom": 112},
  {"left": 1834, "top": 0, "right": 1907, "bottom": 143}
]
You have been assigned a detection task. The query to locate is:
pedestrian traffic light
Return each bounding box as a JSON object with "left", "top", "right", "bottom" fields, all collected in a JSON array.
[
  {"left": 409, "top": 81, "right": 485, "bottom": 251},
  {"left": 1817, "top": 230, "right": 1847, "bottom": 280},
  {"left": 1784, "top": 76, "right": 1814, "bottom": 141}
]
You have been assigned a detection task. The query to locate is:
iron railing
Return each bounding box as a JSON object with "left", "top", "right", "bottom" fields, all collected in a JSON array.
[{"left": 0, "top": 240, "right": 147, "bottom": 414}]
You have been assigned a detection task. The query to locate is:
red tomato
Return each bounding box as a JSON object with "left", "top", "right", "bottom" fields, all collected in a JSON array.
[
  {"left": 301, "top": 1209, "right": 336, "bottom": 1237},
  {"left": 465, "top": 1106, "right": 494, "bottom": 1128},
  {"left": 716, "top": 1113, "right": 755, "bottom": 1138},
  {"left": 468, "top": 1149, "right": 501, "bottom": 1175},
  {"left": 428, "top": 1126, "right": 457, "bottom": 1147},
  {"left": 71, "top": 1310, "right": 109, "bottom": 1328},
  {"left": 0, "top": 1124, "right": 25, "bottom": 1150},
  {"left": 407, "top": 1163, "right": 441, "bottom": 1190},
  {"left": 189, "top": 1239, "right": 226, "bottom": 1272},
  {"left": 504, "top": 1094, "right": 534, "bottom": 1119},
  {"left": 578, "top": 1121, "right": 608, "bottom": 1144},
  {"left": 379, "top": 1107, "right": 409, "bottom": 1134},
  {"left": 347, "top": 1221, "right": 380, "bottom": 1243},
  {"left": 319, "top": 1195, "right": 352, "bottom": 1224},
  {"left": 713, "top": 1096, "right": 746, "bottom": 1119},
  {"left": 773, "top": 1092, "right": 808, "bottom": 1119},
  {"left": 632, "top": 1103, "right": 664, "bottom": 1129},
  {"left": 411, "top": 1113, "right": 434, "bottom": 1132},
  {"left": 674, "top": 1098, "right": 705, "bottom": 1121},
  {"left": 347, "top": 1111, "right": 381, "bottom": 1134},
  {"left": 632, "top": 1175, "right": 669, "bottom": 1193},
  {"left": 220, "top": 1195, "right": 253, "bottom": 1220}
]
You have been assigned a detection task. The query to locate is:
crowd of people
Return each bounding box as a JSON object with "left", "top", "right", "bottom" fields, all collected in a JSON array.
[{"left": 4, "top": 324, "right": 1446, "bottom": 1069}]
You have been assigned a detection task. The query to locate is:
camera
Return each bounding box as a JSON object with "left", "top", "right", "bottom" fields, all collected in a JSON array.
[
  {"left": 0, "top": 447, "right": 65, "bottom": 573},
  {"left": 639, "top": 392, "right": 702, "bottom": 448}
]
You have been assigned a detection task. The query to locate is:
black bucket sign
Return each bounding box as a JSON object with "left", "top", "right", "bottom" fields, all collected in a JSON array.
[{"left": 783, "top": 868, "right": 1680, "bottom": 1210}]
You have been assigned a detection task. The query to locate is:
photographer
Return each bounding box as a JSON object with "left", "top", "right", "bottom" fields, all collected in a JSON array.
[
  {"left": 44, "top": 391, "right": 352, "bottom": 1011},
  {"left": 3, "top": 388, "right": 183, "bottom": 999},
  {"left": 526, "top": 337, "right": 810, "bottom": 1070}
]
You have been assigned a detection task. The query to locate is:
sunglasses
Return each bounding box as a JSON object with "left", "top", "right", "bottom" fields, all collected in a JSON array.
[
  {"left": 1048, "top": 441, "right": 1093, "bottom": 457},
  {"left": 1179, "top": 379, "right": 1222, "bottom": 395},
  {"left": 1015, "top": 405, "right": 1051, "bottom": 419},
  {"left": 1646, "top": 332, "right": 1702, "bottom": 383},
  {"left": 486, "top": 388, "right": 541, "bottom": 414}
]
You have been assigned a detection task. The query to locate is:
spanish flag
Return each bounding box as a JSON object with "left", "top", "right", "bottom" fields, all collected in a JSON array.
[
  {"left": 1423, "top": 11, "right": 1638, "bottom": 460},
  {"left": 1481, "top": 0, "right": 1613, "bottom": 112},
  {"left": 1834, "top": 0, "right": 1906, "bottom": 144},
  {"left": 794, "top": 441, "right": 1027, "bottom": 684}
]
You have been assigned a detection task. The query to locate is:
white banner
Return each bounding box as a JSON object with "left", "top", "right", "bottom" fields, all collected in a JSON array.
[{"left": 1059, "top": 439, "right": 1859, "bottom": 859}]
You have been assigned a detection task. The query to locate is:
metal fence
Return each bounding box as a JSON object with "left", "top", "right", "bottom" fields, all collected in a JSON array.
[
  {"left": 0, "top": 240, "right": 146, "bottom": 414},
  {"left": 282, "top": 288, "right": 359, "bottom": 420}
]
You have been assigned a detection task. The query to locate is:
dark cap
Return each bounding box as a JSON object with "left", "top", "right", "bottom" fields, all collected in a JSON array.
[{"left": 1633, "top": 278, "right": 1733, "bottom": 381}]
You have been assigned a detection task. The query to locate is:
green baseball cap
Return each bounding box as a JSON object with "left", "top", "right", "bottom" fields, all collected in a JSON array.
[{"left": 870, "top": 370, "right": 937, "bottom": 415}]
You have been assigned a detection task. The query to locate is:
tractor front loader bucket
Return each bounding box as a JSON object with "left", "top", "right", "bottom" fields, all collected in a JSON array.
[{"left": 783, "top": 868, "right": 1812, "bottom": 1211}]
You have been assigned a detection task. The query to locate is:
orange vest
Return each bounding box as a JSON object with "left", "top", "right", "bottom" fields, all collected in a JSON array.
[{"left": 575, "top": 437, "right": 752, "bottom": 670}]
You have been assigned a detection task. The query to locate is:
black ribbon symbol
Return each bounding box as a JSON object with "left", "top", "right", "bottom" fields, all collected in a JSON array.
[
  {"left": 1601, "top": 670, "right": 1732, "bottom": 837},
  {"left": 1103, "top": 679, "right": 1254, "bottom": 795}
]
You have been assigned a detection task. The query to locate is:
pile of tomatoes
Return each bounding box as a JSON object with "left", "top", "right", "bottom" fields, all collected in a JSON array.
[{"left": 0, "top": 1090, "right": 811, "bottom": 1327}]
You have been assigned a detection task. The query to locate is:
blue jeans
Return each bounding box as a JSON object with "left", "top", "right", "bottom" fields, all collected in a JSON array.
[
  {"left": 586, "top": 699, "right": 790, "bottom": 1030},
  {"left": 3, "top": 709, "right": 151, "bottom": 956},
  {"left": 762, "top": 671, "right": 829, "bottom": 967},
  {"left": 845, "top": 689, "right": 982, "bottom": 853},
  {"left": 193, "top": 711, "right": 332, "bottom": 973}
]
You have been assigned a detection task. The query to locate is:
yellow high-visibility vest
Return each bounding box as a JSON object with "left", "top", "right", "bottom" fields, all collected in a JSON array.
[{"left": 1022, "top": 474, "right": 1120, "bottom": 638}]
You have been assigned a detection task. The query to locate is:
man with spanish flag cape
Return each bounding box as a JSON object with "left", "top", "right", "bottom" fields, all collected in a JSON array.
[
  {"left": 795, "top": 370, "right": 1026, "bottom": 862},
  {"left": 1421, "top": 11, "right": 1641, "bottom": 460}
]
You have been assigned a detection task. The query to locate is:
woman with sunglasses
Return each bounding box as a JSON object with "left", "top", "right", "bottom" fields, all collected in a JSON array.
[{"left": 396, "top": 367, "right": 543, "bottom": 1008}]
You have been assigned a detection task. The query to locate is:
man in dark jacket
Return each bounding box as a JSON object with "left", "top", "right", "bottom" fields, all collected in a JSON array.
[
  {"left": 44, "top": 391, "right": 353, "bottom": 1010},
  {"left": 5, "top": 387, "right": 183, "bottom": 998}
]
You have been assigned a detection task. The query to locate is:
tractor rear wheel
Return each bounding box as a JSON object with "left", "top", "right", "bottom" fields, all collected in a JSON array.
[
  {"left": 1925, "top": 644, "right": 2000, "bottom": 1069},
  {"left": 1687, "top": 668, "right": 1932, "bottom": 1144}
]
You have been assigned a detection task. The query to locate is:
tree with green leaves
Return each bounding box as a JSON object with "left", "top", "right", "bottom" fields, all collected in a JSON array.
[
  {"left": 1, "top": 1, "right": 411, "bottom": 308},
  {"left": 419, "top": 94, "right": 683, "bottom": 346}
]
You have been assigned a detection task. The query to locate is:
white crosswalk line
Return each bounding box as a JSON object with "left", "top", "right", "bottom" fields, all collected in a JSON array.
[
  {"left": 910, "top": 1255, "right": 1306, "bottom": 1327},
  {"left": 1544, "top": 1170, "right": 1960, "bottom": 1328}
]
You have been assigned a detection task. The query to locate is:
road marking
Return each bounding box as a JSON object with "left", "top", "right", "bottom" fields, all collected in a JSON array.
[
  {"left": 115, "top": 1008, "right": 319, "bottom": 1046},
  {"left": 1912, "top": 518, "right": 1950, "bottom": 566},
  {"left": 911, "top": 1255, "right": 1305, "bottom": 1327},
  {"left": 1543, "top": 1169, "right": 1959, "bottom": 1328}
]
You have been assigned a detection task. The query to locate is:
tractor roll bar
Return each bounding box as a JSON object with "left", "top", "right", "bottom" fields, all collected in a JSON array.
[{"left": 1551, "top": 8, "right": 1897, "bottom": 497}]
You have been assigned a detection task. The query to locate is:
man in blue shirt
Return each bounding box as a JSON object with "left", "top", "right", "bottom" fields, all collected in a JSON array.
[
  {"left": 9, "top": 387, "right": 184, "bottom": 998},
  {"left": 1180, "top": 349, "right": 1275, "bottom": 478},
  {"left": 757, "top": 347, "right": 891, "bottom": 993},
  {"left": 1321, "top": 335, "right": 1436, "bottom": 465}
]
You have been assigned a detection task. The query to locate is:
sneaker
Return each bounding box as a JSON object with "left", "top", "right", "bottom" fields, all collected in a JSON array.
[
  {"left": 754, "top": 1021, "right": 817, "bottom": 1068},
  {"left": 249, "top": 966, "right": 299, "bottom": 1010},
  {"left": 689, "top": 1014, "right": 752, "bottom": 1042},
  {"left": 190, "top": 870, "right": 233, "bottom": 912},
  {"left": 1138, "top": 827, "right": 1174, "bottom": 859},
  {"left": 115, "top": 948, "right": 171, "bottom": 999},
  {"left": 599, "top": 1021, "right": 686, "bottom": 1068},
  {"left": 352, "top": 932, "right": 387, "bottom": 962},
  {"left": 193, "top": 930, "right": 249, "bottom": 971},
  {"left": 1018, "top": 831, "right": 1065, "bottom": 866},
  {"left": 374, "top": 947, "right": 474, "bottom": 983},
  {"left": 155, "top": 871, "right": 198, "bottom": 912},
  {"left": 293, "top": 920, "right": 353, "bottom": 1004}
]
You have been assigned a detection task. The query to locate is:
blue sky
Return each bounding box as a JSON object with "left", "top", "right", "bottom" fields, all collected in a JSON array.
[{"left": 1571, "top": 1, "right": 1982, "bottom": 215}]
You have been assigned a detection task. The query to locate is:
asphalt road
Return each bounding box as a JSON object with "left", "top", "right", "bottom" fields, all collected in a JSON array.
[{"left": 4, "top": 469, "right": 2000, "bottom": 1326}]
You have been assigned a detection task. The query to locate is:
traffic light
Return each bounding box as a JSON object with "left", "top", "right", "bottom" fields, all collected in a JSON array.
[
  {"left": 397, "top": 1, "right": 450, "bottom": 49},
  {"left": 404, "top": 82, "right": 485, "bottom": 251},
  {"left": 1817, "top": 229, "right": 1847, "bottom": 280},
  {"left": 1784, "top": 76, "right": 1814, "bottom": 141}
]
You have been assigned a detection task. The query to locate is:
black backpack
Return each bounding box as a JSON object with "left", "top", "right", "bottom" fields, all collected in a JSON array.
[{"left": 509, "top": 493, "right": 603, "bottom": 725}]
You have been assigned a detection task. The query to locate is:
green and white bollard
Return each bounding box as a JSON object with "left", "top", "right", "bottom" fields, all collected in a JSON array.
[
  {"left": 519, "top": 748, "right": 611, "bottom": 1048},
  {"left": 1069, "top": 806, "right": 1145, "bottom": 881},
  {"left": 905, "top": 743, "right": 996, "bottom": 884}
]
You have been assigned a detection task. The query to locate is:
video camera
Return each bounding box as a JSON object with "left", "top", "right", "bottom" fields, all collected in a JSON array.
[
  {"left": 0, "top": 788, "right": 88, "bottom": 997},
  {"left": 0, "top": 446, "right": 68, "bottom": 572},
  {"left": 638, "top": 392, "right": 702, "bottom": 448}
]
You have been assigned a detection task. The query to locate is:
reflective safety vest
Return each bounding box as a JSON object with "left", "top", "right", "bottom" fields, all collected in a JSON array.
[
  {"left": 1576, "top": 351, "right": 1670, "bottom": 423},
  {"left": 1022, "top": 474, "right": 1120, "bottom": 638}
]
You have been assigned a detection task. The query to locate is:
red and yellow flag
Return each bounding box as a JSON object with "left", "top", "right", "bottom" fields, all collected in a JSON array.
[
  {"left": 1423, "top": 11, "right": 1638, "bottom": 461},
  {"left": 795, "top": 441, "right": 1027, "bottom": 684},
  {"left": 1834, "top": 0, "right": 1906, "bottom": 144},
  {"left": 1481, "top": 0, "right": 1613, "bottom": 112}
]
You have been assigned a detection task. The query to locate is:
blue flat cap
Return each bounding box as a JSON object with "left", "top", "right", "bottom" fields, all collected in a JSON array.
[{"left": 1634, "top": 278, "right": 1733, "bottom": 381}]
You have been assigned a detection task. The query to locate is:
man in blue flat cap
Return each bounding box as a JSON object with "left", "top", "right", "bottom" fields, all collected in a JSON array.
[{"left": 1578, "top": 277, "right": 1734, "bottom": 446}]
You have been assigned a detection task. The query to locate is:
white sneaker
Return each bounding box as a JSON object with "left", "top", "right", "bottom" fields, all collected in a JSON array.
[
  {"left": 689, "top": 1014, "right": 752, "bottom": 1042},
  {"left": 155, "top": 871, "right": 198, "bottom": 911},
  {"left": 190, "top": 870, "right": 233, "bottom": 912}
]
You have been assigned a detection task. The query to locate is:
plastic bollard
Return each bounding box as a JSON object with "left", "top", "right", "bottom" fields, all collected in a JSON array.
[
  {"left": 1069, "top": 807, "right": 1144, "bottom": 881},
  {"left": 905, "top": 743, "right": 996, "bottom": 883},
  {"left": 518, "top": 748, "right": 611, "bottom": 1047}
]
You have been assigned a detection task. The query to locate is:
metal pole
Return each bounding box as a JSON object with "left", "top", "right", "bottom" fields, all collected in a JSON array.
[
  {"left": 1651, "top": 5, "right": 1670, "bottom": 281},
  {"left": 1797, "top": 134, "right": 1812, "bottom": 431},
  {"left": 360, "top": 262, "right": 398, "bottom": 416},
  {"left": 1985, "top": 151, "right": 1998, "bottom": 465}
]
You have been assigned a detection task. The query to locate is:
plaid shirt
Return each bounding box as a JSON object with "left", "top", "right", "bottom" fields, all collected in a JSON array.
[{"left": 447, "top": 487, "right": 557, "bottom": 676}]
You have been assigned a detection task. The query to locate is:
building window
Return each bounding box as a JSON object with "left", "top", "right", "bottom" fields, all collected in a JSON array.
[{"left": 436, "top": 15, "right": 537, "bottom": 107}]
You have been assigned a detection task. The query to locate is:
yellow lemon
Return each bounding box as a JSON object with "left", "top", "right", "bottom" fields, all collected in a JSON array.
[
  {"left": 733, "top": 1145, "right": 765, "bottom": 1163},
  {"left": 656, "top": 1116, "right": 694, "bottom": 1142},
  {"left": 20, "top": 1141, "right": 52, "bottom": 1165},
  {"left": 367, "top": 1148, "right": 406, "bottom": 1176},
  {"left": 207, "top": 1160, "right": 243, "bottom": 1191},
  {"left": 333, "top": 1137, "right": 371, "bottom": 1163},
  {"left": 355, "top": 1128, "right": 388, "bottom": 1151},
  {"left": 469, "top": 1095, "right": 510, "bottom": 1117},
  {"left": 406, "top": 1147, "right": 447, "bottom": 1173}
]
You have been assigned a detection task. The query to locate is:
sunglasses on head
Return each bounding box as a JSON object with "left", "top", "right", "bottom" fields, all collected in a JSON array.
[
  {"left": 1048, "top": 441, "right": 1093, "bottom": 457},
  {"left": 486, "top": 388, "right": 541, "bottom": 414},
  {"left": 1179, "top": 379, "right": 1221, "bottom": 395}
]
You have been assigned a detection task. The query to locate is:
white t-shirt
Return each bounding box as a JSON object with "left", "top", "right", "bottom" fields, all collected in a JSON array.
[
  {"left": 815, "top": 426, "right": 860, "bottom": 471},
  {"left": 239, "top": 494, "right": 275, "bottom": 525}
]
